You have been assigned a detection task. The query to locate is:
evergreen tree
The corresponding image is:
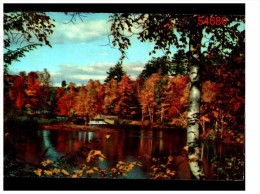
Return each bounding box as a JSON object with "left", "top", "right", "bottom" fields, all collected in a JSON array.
[{"left": 104, "top": 62, "right": 125, "bottom": 83}]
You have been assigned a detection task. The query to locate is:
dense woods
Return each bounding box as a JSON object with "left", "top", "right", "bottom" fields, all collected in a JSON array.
[{"left": 4, "top": 54, "right": 244, "bottom": 136}]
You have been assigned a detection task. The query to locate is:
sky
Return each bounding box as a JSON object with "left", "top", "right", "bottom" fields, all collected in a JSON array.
[
  {"left": 7, "top": 12, "right": 245, "bottom": 87},
  {"left": 8, "top": 13, "right": 165, "bottom": 87}
]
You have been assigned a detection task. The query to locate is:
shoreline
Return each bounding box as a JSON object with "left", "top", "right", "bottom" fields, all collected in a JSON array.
[
  {"left": 38, "top": 120, "right": 186, "bottom": 131},
  {"left": 39, "top": 122, "right": 244, "bottom": 144}
]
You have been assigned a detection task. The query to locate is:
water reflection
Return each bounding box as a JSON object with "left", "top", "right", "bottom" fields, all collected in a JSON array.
[
  {"left": 10, "top": 127, "right": 244, "bottom": 179},
  {"left": 42, "top": 130, "right": 62, "bottom": 161}
]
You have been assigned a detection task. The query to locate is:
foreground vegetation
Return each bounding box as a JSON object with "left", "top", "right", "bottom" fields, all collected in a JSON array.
[{"left": 4, "top": 139, "right": 244, "bottom": 180}]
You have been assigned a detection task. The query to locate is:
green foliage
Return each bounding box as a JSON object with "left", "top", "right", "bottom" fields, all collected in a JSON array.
[
  {"left": 4, "top": 44, "right": 41, "bottom": 75},
  {"left": 110, "top": 13, "right": 244, "bottom": 62},
  {"left": 4, "top": 12, "right": 55, "bottom": 74},
  {"left": 171, "top": 49, "right": 189, "bottom": 75},
  {"left": 32, "top": 117, "right": 67, "bottom": 124},
  {"left": 139, "top": 50, "right": 188, "bottom": 81},
  {"left": 140, "top": 57, "right": 172, "bottom": 80},
  {"left": 4, "top": 110, "right": 38, "bottom": 131},
  {"left": 104, "top": 62, "right": 126, "bottom": 83}
]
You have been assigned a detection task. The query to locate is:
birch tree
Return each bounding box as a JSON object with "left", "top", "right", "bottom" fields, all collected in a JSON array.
[{"left": 109, "top": 12, "right": 244, "bottom": 180}]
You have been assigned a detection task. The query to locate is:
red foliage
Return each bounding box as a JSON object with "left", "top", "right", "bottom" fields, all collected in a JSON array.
[{"left": 201, "top": 58, "right": 245, "bottom": 133}]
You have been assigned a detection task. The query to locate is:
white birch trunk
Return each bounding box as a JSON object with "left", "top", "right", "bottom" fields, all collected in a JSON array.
[{"left": 187, "top": 65, "right": 205, "bottom": 180}]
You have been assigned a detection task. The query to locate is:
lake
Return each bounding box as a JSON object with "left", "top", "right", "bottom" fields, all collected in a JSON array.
[{"left": 5, "top": 126, "right": 245, "bottom": 180}]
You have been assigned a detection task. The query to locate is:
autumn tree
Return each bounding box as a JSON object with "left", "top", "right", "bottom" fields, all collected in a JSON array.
[
  {"left": 170, "top": 76, "right": 190, "bottom": 125},
  {"left": 74, "top": 86, "right": 88, "bottom": 117},
  {"left": 93, "top": 80, "right": 105, "bottom": 115},
  {"left": 9, "top": 73, "right": 27, "bottom": 111},
  {"left": 139, "top": 73, "right": 160, "bottom": 124},
  {"left": 201, "top": 57, "right": 245, "bottom": 139},
  {"left": 156, "top": 75, "right": 189, "bottom": 126},
  {"left": 57, "top": 82, "right": 77, "bottom": 117},
  {"left": 37, "top": 68, "right": 51, "bottom": 113},
  {"left": 25, "top": 71, "right": 41, "bottom": 113},
  {"left": 53, "top": 87, "right": 66, "bottom": 115},
  {"left": 154, "top": 75, "right": 169, "bottom": 124},
  {"left": 115, "top": 74, "right": 141, "bottom": 120},
  {"left": 109, "top": 8, "right": 244, "bottom": 179},
  {"left": 103, "top": 78, "right": 119, "bottom": 115},
  {"left": 84, "top": 80, "right": 104, "bottom": 120}
]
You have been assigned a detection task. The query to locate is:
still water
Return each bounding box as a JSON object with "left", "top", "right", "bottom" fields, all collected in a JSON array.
[{"left": 9, "top": 126, "right": 244, "bottom": 179}]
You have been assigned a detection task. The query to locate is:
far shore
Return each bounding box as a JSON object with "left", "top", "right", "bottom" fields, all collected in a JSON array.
[
  {"left": 38, "top": 120, "right": 184, "bottom": 132},
  {"left": 39, "top": 121, "right": 244, "bottom": 144}
]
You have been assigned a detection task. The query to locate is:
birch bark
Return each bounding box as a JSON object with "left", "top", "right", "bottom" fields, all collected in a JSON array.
[{"left": 186, "top": 26, "right": 205, "bottom": 180}]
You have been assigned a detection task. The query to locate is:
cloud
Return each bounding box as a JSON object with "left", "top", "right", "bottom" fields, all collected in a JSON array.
[
  {"left": 123, "top": 62, "right": 145, "bottom": 79},
  {"left": 50, "top": 62, "right": 113, "bottom": 86},
  {"left": 51, "top": 20, "right": 111, "bottom": 44},
  {"left": 50, "top": 62, "right": 145, "bottom": 87}
]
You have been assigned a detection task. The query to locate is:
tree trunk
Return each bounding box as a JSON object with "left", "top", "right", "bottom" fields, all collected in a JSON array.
[
  {"left": 187, "top": 65, "right": 205, "bottom": 180},
  {"left": 186, "top": 24, "right": 205, "bottom": 180}
]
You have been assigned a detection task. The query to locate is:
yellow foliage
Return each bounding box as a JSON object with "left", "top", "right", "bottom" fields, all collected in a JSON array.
[
  {"left": 87, "top": 150, "right": 105, "bottom": 163},
  {"left": 111, "top": 168, "right": 117, "bottom": 173},
  {"left": 52, "top": 168, "right": 61, "bottom": 175},
  {"left": 44, "top": 170, "right": 53, "bottom": 176},
  {"left": 61, "top": 169, "right": 70, "bottom": 176},
  {"left": 183, "top": 145, "right": 189, "bottom": 151},
  {"left": 136, "top": 162, "right": 143, "bottom": 167},
  {"left": 202, "top": 80, "right": 217, "bottom": 103},
  {"left": 41, "top": 159, "right": 53, "bottom": 167},
  {"left": 72, "top": 170, "right": 83, "bottom": 178},
  {"left": 128, "top": 163, "right": 134, "bottom": 170},
  {"left": 86, "top": 169, "right": 94, "bottom": 174},
  {"left": 34, "top": 168, "right": 42, "bottom": 177},
  {"left": 118, "top": 165, "right": 124, "bottom": 170}
]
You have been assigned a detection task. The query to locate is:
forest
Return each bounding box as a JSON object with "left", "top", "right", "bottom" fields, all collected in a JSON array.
[{"left": 5, "top": 54, "right": 245, "bottom": 143}]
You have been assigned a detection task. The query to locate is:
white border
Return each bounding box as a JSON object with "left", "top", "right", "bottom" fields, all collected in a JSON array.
[{"left": 1, "top": 1, "right": 259, "bottom": 194}]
